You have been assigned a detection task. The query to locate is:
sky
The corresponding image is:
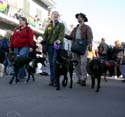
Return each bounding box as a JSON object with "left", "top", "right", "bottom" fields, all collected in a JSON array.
[{"left": 54, "top": 0, "right": 125, "bottom": 45}]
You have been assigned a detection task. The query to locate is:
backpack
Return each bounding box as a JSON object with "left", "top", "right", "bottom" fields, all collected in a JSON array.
[{"left": 98, "top": 43, "right": 109, "bottom": 56}]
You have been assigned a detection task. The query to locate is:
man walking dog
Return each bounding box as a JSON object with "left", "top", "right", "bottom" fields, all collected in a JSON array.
[{"left": 65, "top": 13, "right": 93, "bottom": 86}]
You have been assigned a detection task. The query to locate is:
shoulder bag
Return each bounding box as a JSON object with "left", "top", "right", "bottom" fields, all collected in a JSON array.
[{"left": 71, "top": 39, "right": 87, "bottom": 55}]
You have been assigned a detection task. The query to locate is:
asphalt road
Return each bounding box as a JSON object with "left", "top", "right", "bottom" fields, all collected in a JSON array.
[{"left": 0, "top": 74, "right": 125, "bottom": 117}]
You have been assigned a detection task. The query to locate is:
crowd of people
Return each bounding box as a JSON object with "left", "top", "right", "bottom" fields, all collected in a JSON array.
[
  {"left": 90, "top": 38, "right": 124, "bottom": 78},
  {"left": 0, "top": 10, "right": 125, "bottom": 88}
]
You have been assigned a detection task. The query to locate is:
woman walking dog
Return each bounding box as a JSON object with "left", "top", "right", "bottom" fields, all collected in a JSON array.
[
  {"left": 9, "top": 17, "right": 34, "bottom": 80},
  {"left": 42, "top": 11, "right": 65, "bottom": 86}
]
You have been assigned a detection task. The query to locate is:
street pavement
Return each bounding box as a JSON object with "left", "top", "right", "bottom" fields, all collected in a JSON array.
[{"left": 0, "top": 74, "right": 125, "bottom": 117}]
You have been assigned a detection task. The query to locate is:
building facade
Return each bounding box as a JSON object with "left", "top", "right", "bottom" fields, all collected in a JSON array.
[{"left": 0, "top": 0, "right": 55, "bottom": 36}]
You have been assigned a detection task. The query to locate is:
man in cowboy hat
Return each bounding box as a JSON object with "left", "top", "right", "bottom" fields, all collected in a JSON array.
[{"left": 65, "top": 13, "right": 93, "bottom": 86}]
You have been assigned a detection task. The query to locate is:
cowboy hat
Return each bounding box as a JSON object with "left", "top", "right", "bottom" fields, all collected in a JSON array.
[{"left": 75, "top": 13, "right": 88, "bottom": 22}]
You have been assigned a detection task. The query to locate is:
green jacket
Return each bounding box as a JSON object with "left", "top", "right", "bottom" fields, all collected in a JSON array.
[{"left": 43, "top": 21, "right": 65, "bottom": 44}]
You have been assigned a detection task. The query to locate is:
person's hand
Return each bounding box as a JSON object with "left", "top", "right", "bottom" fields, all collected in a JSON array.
[
  {"left": 55, "top": 40, "right": 61, "bottom": 44},
  {"left": 29, "top": 47, "right": 33, "bottom": 52}
]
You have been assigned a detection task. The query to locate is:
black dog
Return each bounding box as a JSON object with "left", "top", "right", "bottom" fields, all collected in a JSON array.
[
  {"left": 8, "top": 52, "right": 46, "bottom": 84},
  {"left": 88, "top": 58, "right": 103, "bottom": 92},
  {"left": 55, "top": 49, "right": 78, "bottom": 90},
  {"left": 98, "top": 59, "right": 115, "bottom": 82},
  {"left": 99, "top": 59, "right": 108, "bottom": 82}
]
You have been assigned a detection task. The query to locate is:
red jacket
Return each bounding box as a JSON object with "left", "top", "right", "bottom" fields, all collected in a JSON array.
[{"left": 10, "top": 26, "right": 34, "bottom": 49}]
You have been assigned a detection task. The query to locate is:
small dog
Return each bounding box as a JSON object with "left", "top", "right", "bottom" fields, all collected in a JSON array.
[
  {"left": 55, "top": 49, "right": 78, "bottom": 90},
  {"left": 8, "top": 52, "right": 38, "bottom": 84},
  {"left": 88, "top": 58, "right": 102, "bottom": 92}
]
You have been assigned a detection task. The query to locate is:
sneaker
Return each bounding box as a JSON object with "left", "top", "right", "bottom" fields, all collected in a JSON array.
[
  {"left": 118, "top": 75, "right": 123, "bottom": 80},
  {"left": 87, "top": 74, "right": 89, "bottom": 77},
  {"left": 119, "top": 75, "right": 123, "bottom": 78},
  {"left": 114, "top": 76, "right": 118, "bottom": 79}
]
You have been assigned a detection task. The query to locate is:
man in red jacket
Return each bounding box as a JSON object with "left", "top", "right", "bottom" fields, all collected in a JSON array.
[{"left": 9, "top": 17, "right": 34, "bottom": 79}]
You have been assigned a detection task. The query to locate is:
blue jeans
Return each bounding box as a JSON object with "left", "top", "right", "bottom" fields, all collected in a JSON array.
[
  {"left": 48, "top": 44, "right": 64, "bottom": 82},
  {"left": 48, "top": 45, "right": 57, "bottom": 82},
  {"left": 3, "top": 52, "right": 8, "bottom": 74},
  {"left": 120, "top": 64, "right": 125, "bottom": 78},
  {"left": 14, "top": 47, "right": 29, "bottom": 79},
  {"left": 14, "top": 47, "right": 29, "bottom": 57}
]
